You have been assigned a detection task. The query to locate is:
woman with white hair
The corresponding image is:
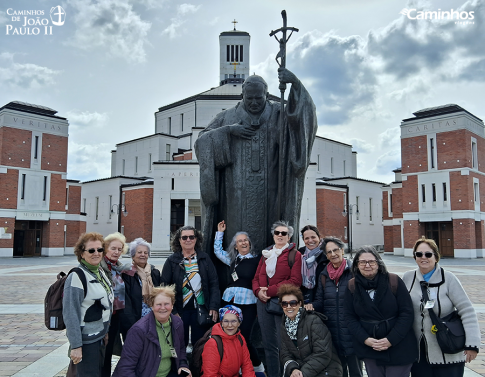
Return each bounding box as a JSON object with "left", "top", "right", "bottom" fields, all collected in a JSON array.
[
  {"left": 251, "top": 220, "right": 302, "bottom": 377},
  {"left": 100, "top": 232, "right": 131, "bottom": 377},
  {"left": 214, "top": 220, "right": 263, "bottom": 372},
  {"left": 120, "top": 237, "right": 161, "bottom": 340}
]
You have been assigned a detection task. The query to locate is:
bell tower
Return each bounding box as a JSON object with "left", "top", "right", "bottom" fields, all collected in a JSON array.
[{"left": 219, "top": 20, "right": 250, "bottom": 85}]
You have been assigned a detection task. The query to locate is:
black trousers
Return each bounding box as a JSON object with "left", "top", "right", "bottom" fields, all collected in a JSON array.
[
  {"left": 222, "top": 300, "right": 261, "bottom": 366},
  {"left": 181, "top": 307, "right": 211, "bottom": 347},
  {"left": 73, "top": 339, "right": 105, "bottom": 377},
  {"left": 411, "top": 339, "right": 465, "bottom": 377},
  {"left": 102, "top": 311, "right": 121, "bottom": 377},
  {"left": 339, "top": 354, "right": 363, "bottom": 377}
]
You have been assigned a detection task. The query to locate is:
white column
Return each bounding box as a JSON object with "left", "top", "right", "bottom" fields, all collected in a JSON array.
[{"left": 184, "top": 199, "right": 189, "bottom": 226}]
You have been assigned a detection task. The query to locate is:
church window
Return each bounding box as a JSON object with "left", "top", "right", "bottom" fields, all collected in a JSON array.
[
  {"left": 168, "top": 117, "right": 172, "bottom": 135},
  {"left": 235, "top": 45, "right": 239, "bottom": 61},
  {"left": 227, "top": 45, "right": 230, "bottom": 62},
  {"left": 231, "top": 45, "right": 234, "bottom": 62},
  {"left": 369, "top": 198, "right": 373, "bottom": 221},
  {"left": 122, "top": 159, "right": 125, "bottom": 175},
  {"left": 181, "top": 113, "right": 184, "bottom": 132},
  {"left": 95, "top": 197, "right": 99, "bottom": 221},
  {"left": 135, "top": 156, "right": 138, "bottom": 173},
  {"left": 240, "top": 45, "right": 243, "bottom": 62}
]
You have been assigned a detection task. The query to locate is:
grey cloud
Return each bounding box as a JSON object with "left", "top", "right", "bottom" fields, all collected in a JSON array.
[
  {"left": 349, "top": 138, "right": 373, "bottom": 154},
  {"left": 0, "top": 58, "right": 60, "bottom": 89},
  {"left": 288, "top": 31, "right": 377, "bottom": 125},
  {"left": 373, "top": 149, "right": 401, "bottom": 175},
  {"left": 67, "top": 0, "right": 151, "bottom": 63},
  {"left": 378, "top": 127, "right": 401, "bottom": 149},
  {"left": 68, "top": 141, "right": 111, "bottom": 181},
  {"left": 368, "top": 0, "right": 485, "bottom": 80},
  {"left": 162, "top": 3, "right": 201, "bottom": 39}
]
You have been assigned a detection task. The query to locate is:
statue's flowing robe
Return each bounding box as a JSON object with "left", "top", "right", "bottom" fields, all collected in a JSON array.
[{"left": 195, "top": 82, "right": 317, "bottom": 259}]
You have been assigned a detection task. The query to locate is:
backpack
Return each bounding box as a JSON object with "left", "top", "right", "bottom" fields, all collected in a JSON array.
[
  {"left": 44, "top": 267, "right": 87, "bottom": 330},
  {"left": 191, "top": 327, "right": 243, "bottom": 377},
  {"left": 347, "top": 273, "right": 399, "bottom": 295}
]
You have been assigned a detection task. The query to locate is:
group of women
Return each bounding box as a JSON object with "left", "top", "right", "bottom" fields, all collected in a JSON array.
[{"left": 62, "top": 222, "right": 480, "bottom": 377}]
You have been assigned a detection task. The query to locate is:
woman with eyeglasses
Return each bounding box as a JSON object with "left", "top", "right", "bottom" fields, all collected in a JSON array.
[
  {"left": 312, "top": 237, "right": 362, "bottom": 377},
  {"left": 344, "top": 246, "right": 417, "bottom": 377},
  {"left": 201, "top": 305, "right": 256, "bottom": 377},
  {"left": 278, "top": 284, "right": 342, "bottom": 377},
  {"left": 161, "top": 225, "right": 220, "bottom": 348},
  {"left": 113, "top": 285, "right": 191, "bottom": 377},
  {"left": 214, "top": 220, "right": 264, "bottom": 372},
  {"left": 252, "top": 220, "right": 302, "bottom": 377},
  {"left": 403, "top": 237, "right": 480, "bottom": 377},
  {"left": 63, "top": 232, "right": 113, "bottom": 377},
  {"left": 298, "top": 225, "right": 328, "bottom": 307},
  {"left": 120, "top": 238, "right": 161, "bottom": 340}
]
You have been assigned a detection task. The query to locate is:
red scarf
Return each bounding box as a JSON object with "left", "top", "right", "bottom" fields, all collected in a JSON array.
[{"left": 327, "top": 260, "right": 346, "bottom": 284}]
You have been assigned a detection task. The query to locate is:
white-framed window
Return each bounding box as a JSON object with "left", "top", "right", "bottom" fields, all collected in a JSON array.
[
  {"left": 443, "top": 182, "right": 447, "bottom": 202},
  {"left": 472, "top": 137, "right": 478, "bottom": 169},
  {"left": 428, "top": 134, "right": 437, "bottom": 170},
  {"left": 474, "top": 178, "right": 480, "bottom": 212},
  {"left": 432, "top": 183, "right": 436, "bottom": 202},
  {"left": 43, "top": 176, "right": 48, "bottom": 202},
  {"left": 21, "top": 174, "right": 26, "bottom": 200},
  {"left": 421, "top": 184, "right": 426, "bottom": 203},
  {"left": 166, "top": 144, "right": 171, "bottom": 161}
]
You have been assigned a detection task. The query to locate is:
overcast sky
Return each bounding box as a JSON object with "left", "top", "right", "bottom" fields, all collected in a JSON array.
[{"left": 1, "top": 0, "right": 483, "bottom": 184}]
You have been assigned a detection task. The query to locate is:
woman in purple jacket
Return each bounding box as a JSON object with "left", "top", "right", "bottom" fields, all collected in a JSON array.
[{"left": 113, "top": 285, "right": 191, "bottom": 377}]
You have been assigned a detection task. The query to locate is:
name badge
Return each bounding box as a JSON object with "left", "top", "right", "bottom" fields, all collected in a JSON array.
[
  {"left": 170, "top": 347, "right": 177, "bottom": 358},
  {"left": 231, "top": 272, "right": 239, "bottom": 281},
  {"left": 424, "top": 300, "right": 435, "bottom": 309}
]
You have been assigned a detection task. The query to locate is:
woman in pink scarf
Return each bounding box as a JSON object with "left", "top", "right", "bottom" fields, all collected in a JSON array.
[{"left": 312, "top": 237, "right": 363, "bottom": 377}]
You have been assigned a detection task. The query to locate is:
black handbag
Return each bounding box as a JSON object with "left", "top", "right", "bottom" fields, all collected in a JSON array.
[
  {"left": 266, "top": 297, "right": 283, "bottom": 315},
  {"left": 265, "top": 274, "right": 283, "bottom": 315},
  {"left": 183, "top": 270, "right": 213, "bottom": 326},
  {"left": 420, "top": 279, "right": 465, "bottom": 354}
]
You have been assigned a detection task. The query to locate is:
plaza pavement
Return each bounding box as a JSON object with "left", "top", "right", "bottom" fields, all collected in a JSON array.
[{"left": 0, "top": 254, "right": 484, "bottom": 376}]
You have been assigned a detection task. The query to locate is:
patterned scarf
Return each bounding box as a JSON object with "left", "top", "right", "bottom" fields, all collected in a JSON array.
[
  {"left": 327, "top": 259, "right": 347, "bottom": 285},
  {"left": 284, "top": 307, "right": 303, "bottom": 340},
  {"left": 301, "top": 241, "right": 324, "bottom": 289},
  {"left": 136, "top": 263, "right": 154, "bottom": 304},
  {"left": 104, "top": 257, "right": 126, "bottom": 311}
]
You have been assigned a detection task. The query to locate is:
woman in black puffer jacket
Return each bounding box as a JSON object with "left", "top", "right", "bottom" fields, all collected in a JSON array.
[
  {"left": 313, "top": 237, "right": 362, "bottom": 377},
  {"left": 278, "top": 284, "right": 342, "bottom": 377}
]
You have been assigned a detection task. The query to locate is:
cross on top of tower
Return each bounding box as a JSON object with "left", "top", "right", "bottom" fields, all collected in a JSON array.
[{"left": 232, "top": 19, "right": 238, "bottom": 30}]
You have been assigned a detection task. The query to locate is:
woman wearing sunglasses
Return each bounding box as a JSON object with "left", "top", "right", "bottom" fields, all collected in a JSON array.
[
  {"left": 252, "top": 220, "right": 302, "bottom": 377},
  {"left": 161, "top": 225, "right": 220, "bottom": 348},
  {"left": 120, "top": 238, "right": 161, "bottom": 340},
  {"left": 63, "top": 232, "right": 113, "bottom": 377},
  {"left": 344, "top": 246, "right": 417, "bottom": 377},
  {"left": 278, "top": 284, "right": 342, "bottom": 377},
  {"left": 201, "top": 305, "right": 256, "bottom": 377},
  {"left": 403, "top": 237, "right": 480, "bottom": 377}
]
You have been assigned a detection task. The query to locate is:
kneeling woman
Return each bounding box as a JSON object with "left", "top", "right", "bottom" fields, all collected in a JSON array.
[
  {"left": 202, "top": 305, "right": 255, "bottom": 377},
  {"left": 113, "top": 285, "right": 190, "bottom": 377},
  {"left": 279, "top": 284, "right": 342, "bottom": 377}
]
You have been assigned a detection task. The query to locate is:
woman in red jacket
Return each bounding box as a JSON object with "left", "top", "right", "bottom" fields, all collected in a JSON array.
[
  {"left": 202, "top": 305, "right": 255, "bottom": 377},
  {"left": 252, "top": 221, "right": 303, "bottom": 377}
]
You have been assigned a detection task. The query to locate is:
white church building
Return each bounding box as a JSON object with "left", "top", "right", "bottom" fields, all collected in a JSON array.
[{"left": 81, "top": 26, "right": 384, "bottom": 255}]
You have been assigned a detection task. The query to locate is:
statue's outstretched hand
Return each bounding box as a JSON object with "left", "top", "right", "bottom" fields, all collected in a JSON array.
[
  {"left": 278, "top": 67, "right": 298, "bottom": 85},
  {"left": 229, "top": 122, "right": 256, "bottom": 139}
]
